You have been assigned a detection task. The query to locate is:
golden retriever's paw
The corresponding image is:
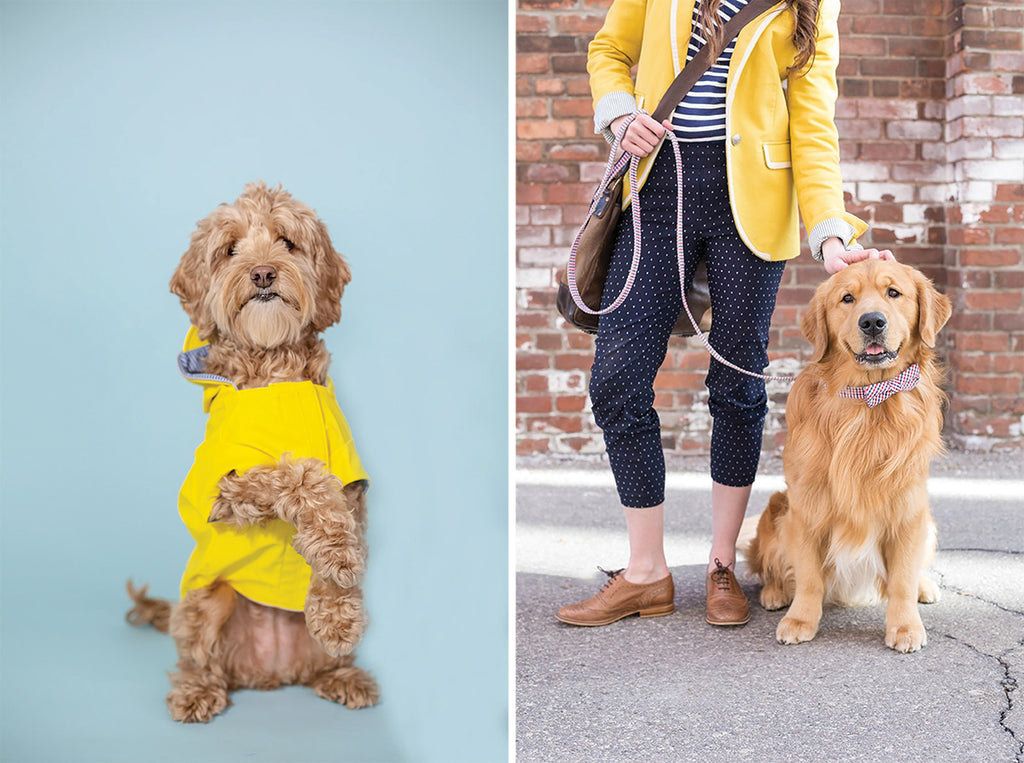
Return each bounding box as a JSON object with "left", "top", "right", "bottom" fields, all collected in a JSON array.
[
  {"left": 885, "top": 622, "right": 927, "bottom": 653},
  {"left": 312, "top": 665, "right": 380, "bottom": 709},
  {"left": 166, "top": 681, "right": 229, "bottom": 723},
  {"left": 759, "top": 584, "right": 792, "bottom": 611},
  {"left": 776, "top": 616, "right": 818, "bottom": 645},
  {"left": 917, "top": 576, "right": 941, "bottom": 604}
]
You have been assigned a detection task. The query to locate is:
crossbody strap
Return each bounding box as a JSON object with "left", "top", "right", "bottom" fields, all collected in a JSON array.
[{"left": 650, "top": 0, "right": 780, "bottom": 123}]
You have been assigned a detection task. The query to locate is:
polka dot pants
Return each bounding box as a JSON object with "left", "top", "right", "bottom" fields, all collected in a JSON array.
[{"left": 590, "top": 141, "right": 786, "bottom": 508}]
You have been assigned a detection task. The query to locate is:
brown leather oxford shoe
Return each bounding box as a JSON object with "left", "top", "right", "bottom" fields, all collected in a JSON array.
[
  {"left": 705, "top": 558, "right": 750, "bottom": 626},
  {"left": 556, "top": 567, "right": 675, "bottom": 627}
]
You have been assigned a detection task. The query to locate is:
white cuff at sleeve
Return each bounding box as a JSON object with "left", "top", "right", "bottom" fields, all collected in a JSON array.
[
  {"left": 808, "top": 217, "right": 859, "bottom": 262},
  {"left": 594, "top": 91, "right": 637, "bottom": 144}
]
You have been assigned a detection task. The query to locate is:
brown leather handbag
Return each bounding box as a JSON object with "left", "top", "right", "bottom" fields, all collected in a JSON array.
[{"left": 556, "top": 0, "right": 775, "bottom": 336}]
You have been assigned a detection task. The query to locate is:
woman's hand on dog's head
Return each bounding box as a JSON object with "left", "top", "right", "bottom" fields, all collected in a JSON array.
[{"left": 822, "top": 237, "right": 895, "bottom": 275}]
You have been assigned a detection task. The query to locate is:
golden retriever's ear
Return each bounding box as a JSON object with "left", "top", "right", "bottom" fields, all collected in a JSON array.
[
  {"left": 801, "top": 285, "right": 831, "bottom": 362},
  {"left": 310, "top": 219, "right": 351, "bottom": 332},
  {"left": 914, "top": 271, "right": 952, "bottom": 348},
  {"left": 170, "top": 225, "right": 216, "bottom": 340}
]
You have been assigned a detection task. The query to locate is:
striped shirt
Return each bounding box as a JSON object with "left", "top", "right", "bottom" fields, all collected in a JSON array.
[{"left": 670, "top": 0, "right": 749, "bottom": 142}]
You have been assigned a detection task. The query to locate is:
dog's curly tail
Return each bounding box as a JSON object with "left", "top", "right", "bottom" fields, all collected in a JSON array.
[{"left": 125, "top": 580, "right": 172, "bottom": 634}]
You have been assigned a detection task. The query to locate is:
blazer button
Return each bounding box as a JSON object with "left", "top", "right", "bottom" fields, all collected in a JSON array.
[{"left": 731, "top": 134, "right": 742, "bottom": 145}]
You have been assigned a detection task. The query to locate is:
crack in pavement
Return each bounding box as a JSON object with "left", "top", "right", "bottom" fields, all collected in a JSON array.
[{"left": 932, "top": 564, "right": 1024, "bottom": 762}]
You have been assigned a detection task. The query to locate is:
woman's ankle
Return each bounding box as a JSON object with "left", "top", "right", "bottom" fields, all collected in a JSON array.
[{"left": 623, "top": 562, "right": 670, "bottom": 584}]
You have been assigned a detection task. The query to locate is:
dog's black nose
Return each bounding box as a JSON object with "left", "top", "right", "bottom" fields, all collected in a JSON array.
[
  {"left": 250, "top": 265, "right": 277, "bottom": 289},
  {"left": 859, "top": 312, "right": 887, "bottom": 336}
]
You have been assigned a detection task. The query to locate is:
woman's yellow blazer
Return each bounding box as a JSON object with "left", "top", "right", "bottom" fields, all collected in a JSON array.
[{"left": 588, "top": 0, "right": 868, "bottom": 261}]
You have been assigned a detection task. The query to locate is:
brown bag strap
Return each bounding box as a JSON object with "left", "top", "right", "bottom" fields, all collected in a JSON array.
[{"left": 649, "top": 0, "right": 781, "bottom": 123}]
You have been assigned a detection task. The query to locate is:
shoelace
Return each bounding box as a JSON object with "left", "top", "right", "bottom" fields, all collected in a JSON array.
[
  {"left": 566, "top": 111, "right": 796, "bottom": 384},
  {"left": 710, "top": 558, "right": 735, "bottom": 591},
  {"left": 597, "top": 566, "right": 625, "bottom": 592}
]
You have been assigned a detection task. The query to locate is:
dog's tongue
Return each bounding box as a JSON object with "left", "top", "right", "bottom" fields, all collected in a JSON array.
[{"left": 865, "top": 344, "right": 886, "bottom": 355}]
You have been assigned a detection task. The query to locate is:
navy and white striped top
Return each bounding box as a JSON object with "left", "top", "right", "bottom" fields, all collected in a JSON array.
[{"left": 670, "top": 0, "right": 749, "bottom": 142}]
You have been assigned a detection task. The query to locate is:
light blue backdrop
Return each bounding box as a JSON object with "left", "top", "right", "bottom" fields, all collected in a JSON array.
[{"left": 0, "top": 1, "right": 507, "bottom": 761}]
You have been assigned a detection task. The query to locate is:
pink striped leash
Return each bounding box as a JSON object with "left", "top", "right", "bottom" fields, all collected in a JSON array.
[{"left": 566, "top": 111, "right": 795, "bottom": 384}]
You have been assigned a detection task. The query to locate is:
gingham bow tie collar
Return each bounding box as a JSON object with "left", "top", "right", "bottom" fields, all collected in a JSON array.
[{"left": 838, "top": 363, "right": 922, "bottom": 407}]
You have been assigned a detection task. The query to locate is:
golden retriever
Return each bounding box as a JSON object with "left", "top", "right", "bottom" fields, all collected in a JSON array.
[{"left": 744, "top": 259, "right": 951, "bottom": 653}]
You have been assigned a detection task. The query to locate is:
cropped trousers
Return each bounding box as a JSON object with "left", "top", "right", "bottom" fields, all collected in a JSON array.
[{"left": 589, "top": 141, "right": 786, "bottom": 508}]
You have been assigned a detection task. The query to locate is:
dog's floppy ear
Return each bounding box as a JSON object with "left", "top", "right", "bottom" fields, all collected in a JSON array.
[
  {"left": 801, "top": 282, "right": 831, "bottom": 363},
  {"left": 170, "top": 222, "right": 217, "bottom": 340},
  {"left": 913, "top": 270, "right": 952, "bottom": 348},
  {"left": 310, "top": 219, "right": 352, "bottom": 332}
]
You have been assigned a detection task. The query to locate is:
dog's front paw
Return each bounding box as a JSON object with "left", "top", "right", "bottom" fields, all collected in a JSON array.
[
  {"left": 210, "top": 470, "right": 276, "bottom": 526},
  {"left": 311, "top": 664, "right": 380, "bottom": 709},
  {"left": 306, "top": 585, "right": 366, "bottom": 657},
  {"left": 886, "top": 621, "right": 927, "bottom": 653},
  {"left": 759, "top": 583, "right": 792, "bottom": 611},
  {"left": 776, "top": 615, "right": 819, "bottom": 645},
  {"left": 167, "top": 676, "right": 229, "bottom": 723}
]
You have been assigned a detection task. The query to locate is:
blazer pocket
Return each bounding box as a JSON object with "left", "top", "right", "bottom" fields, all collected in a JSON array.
[{"left": 763, "top": 141, "right": 792, "bottom": 169}]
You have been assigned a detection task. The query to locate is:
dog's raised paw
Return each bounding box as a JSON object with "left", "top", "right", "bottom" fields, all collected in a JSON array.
[
  {"left": 305, "top": 587, "right": 366, "bottom": 657},
  {"left": 776, "top": 615, "right": 818, "bottom": 645}
]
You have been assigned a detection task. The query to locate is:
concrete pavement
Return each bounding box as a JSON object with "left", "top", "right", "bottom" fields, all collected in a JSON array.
[{"left": 516, "top": 451, "right": 1024, "bottom": 762}]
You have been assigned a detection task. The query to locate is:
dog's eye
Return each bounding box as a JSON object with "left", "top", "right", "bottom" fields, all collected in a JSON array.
[
  {"left": 226, "top": 242, "right": 237, "bottom": 257},
  {"left": 841, "top": 294, "right": 854, "bottom": 304},
  {"left": 887, "top": 288, "right": 901, "bottom": 298},
  {"left": 281, "top": 237, "right": 295, "bottom": 252}
]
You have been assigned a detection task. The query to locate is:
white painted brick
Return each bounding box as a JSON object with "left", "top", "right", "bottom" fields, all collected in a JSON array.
[
  {"left": 519, "top": 246, "right": 568, "bottom": 266},
  {"left": 945, "top": 119, "right": 964, "bottom": 143},
  {"left": 994, "top": 139, "right": 1024, "bottom": 160},
  {"left": 917, "top": 183, "right": 957, "bottom": 203},
  {"left": 547, "top": 370, "right": 587, "bottom": 393},
  {"left": 947, "top": 138, "right": 993, "bottom": 162},
  {"left": 959, "top": 203, "right": 992, "bottom": 226},
  {"left": 529, "top": 205, "right": 562, "bottom": 225},
  {"left": 516, "top": 205, "right": 530, "bottom": 226},
  {"left": 902, "top": 204, "right": 931, "bottom": 224},
  {"left": 552, "top": 225, "right": 584, "bottom": 246},
  {"left": 956, "top": 180, "right": 995, "bottom": 203},
  {"left": 518, "top": 227, "right": 551, "bottom": 247},
  {"left": 841, "top": 163, "right": 891, "bottom": 181},
  {"left": 993, "top": 97, "right": 1024, "bottom": 117},
  {"left": 857, "top": 100, "right": 919, "bottom": 119},
  {"left": 855, "top": 182, "right": 916, "bottom": 203},
  {"left": 892, "top": 163, "right": 953, "bottom": 182},
  {"left": 958, "top": 159, "right": 1024, "bottom": 182},
  {"left": 921, "top": 142, "right": 948, "bottom": 162},
  {"left": 947, "top": 95, "right": 992, "bottom": 121},
  {"left": 516, "top": 267, "right": 554, "bottom": 289},
  {"left": 887, "top": 121, "right": 943, "bottom": 141},
  {"left": 873, "top": 224, "right": 926, "bottom": 243},
  {"left": 579, "top": 162, "right": 609, "bottom": 183},
  {"left": 923, "top": 102, "right": 945, "bottom": 121}
]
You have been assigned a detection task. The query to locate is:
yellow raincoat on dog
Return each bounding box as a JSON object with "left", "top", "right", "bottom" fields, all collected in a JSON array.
[{"left": 177, "top": 327, "right": 368, "bottom": 611}]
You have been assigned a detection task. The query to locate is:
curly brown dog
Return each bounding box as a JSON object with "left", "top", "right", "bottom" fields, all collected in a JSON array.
[
  {"left": 127, "top": 182, "right": 379, "bottom": 722},
  {"left": 744, "top": 259, "right": 951, "bottom": 653}
]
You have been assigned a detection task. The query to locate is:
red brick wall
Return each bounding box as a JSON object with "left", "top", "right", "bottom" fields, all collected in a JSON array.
[{"left": 516, "top": 0, "right": 1024, "bottom": 456}]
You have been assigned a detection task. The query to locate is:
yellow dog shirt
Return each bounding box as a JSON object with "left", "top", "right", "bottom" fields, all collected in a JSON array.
[{"left": 177, "top": 327, "right": 368, "bottom": 611}]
